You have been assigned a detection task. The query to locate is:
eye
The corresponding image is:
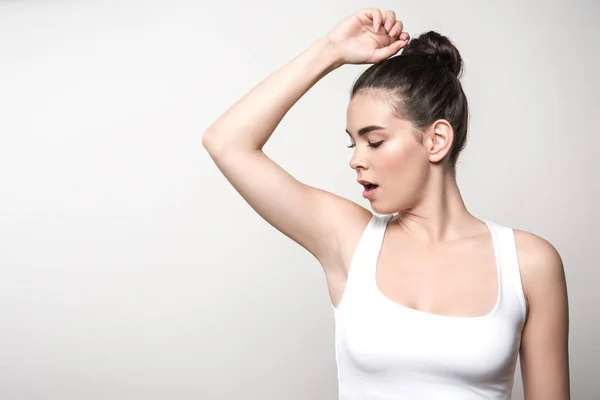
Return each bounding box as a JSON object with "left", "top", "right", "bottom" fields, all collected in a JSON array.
[{"left": 347, "top": 141, "right": 383, "bottom": 148}]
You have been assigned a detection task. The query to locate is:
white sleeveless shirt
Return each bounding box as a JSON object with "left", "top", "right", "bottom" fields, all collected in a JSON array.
[{"left": 333, "top": 214, "right": 527, "bottom": 399}]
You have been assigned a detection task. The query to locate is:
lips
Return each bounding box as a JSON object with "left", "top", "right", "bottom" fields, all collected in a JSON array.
[{"left": 358, "top": 179, "right": 379, "bottom": 191}]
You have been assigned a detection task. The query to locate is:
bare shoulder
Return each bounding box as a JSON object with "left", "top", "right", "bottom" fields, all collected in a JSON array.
[
  {"left": 513, "top": 229, "right": 564, "bottom": 270},
  {"left": 513, "top": 229, "right": 570, "bottom": 397},
  {"left": 513, "top": 229, "right": 568, "bottom": 316}
]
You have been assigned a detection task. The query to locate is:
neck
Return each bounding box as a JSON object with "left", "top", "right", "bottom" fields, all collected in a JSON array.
[{"left": 395, "top": 166, "right": 482, "bottom": 244}]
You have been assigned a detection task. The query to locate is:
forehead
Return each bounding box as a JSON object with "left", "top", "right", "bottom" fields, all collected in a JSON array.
[
  {"left": 346, "top": 91, "right": 411, "bottom": 135},
  {"left": 347, "top": 91, "right": 390, "bottom": 116}
]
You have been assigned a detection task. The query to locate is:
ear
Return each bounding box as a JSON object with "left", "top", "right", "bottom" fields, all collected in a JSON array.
[{"left": 426, "top": 119, "right": 454, "bottom": 163}]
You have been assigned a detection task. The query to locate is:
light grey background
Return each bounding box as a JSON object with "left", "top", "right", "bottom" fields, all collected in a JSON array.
[{"left": 0, "top": 0, "right": 598, "bottom": 399}]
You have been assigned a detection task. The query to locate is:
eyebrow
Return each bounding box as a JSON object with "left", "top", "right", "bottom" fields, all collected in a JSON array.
[{"left": 345, "top": 125, "right": 386, "bottom": 138}]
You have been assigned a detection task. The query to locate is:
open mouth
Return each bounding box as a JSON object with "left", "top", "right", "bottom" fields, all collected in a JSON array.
[{"left": 364, "top": 183, "right": 378, "bottom": 191}]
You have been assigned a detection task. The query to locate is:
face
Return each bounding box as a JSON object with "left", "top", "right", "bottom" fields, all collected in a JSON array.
[{"left": 346, "top": 91, "right": 433, "bottom": 215}]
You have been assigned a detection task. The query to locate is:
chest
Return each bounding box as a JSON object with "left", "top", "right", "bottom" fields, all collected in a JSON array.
[
  {"left": 335, "top": 303, "right": 522, "bottom": 383},
  {"left": 375, "top": 232, "right": 499, "bottom": 318}
]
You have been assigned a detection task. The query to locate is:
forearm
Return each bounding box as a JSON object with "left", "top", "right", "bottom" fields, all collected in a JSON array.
[{"left": 202, "top": 36, "right": 342, "bottom": 154}]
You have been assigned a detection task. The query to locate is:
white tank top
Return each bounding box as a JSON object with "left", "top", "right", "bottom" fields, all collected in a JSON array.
[{"left": 332, "top": 213, "right": 527, "bottom": 399}]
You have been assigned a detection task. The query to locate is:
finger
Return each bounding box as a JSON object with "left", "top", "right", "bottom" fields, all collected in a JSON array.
[
  {"left": 374, "top": 9, "right": 384, "bottom": 31},
  {"left": 355, "top": 10, "right": 373, "bottom": 28},
  {"left": 392, "top": 24, "right": 409, "bottom": 41},
  {"left": 388, "top": 21, "right": 401, "bottom": 37},
  {"left": 362, "top": 8, "right": 383, "bottom": 32},
  {"left": 358, "top": 10, "right": 373, "bottom": 30},
  {"left": 395, "top": 20, "right": 405, "bottom": 37},
  {"left": 373, "top": 38, "right": 406, "bottom": 60},
  {"left": 384, "top": 10, "right": 396, "bottom": 32}
]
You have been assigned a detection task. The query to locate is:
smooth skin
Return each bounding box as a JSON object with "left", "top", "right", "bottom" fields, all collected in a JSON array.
[{"left": 202, "top": 8, "right": 570, "bottom": 399}]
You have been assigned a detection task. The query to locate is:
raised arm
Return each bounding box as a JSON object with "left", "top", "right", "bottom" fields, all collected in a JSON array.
[{"left": 202, "top": 9, "right": 409, "bottom": 265}]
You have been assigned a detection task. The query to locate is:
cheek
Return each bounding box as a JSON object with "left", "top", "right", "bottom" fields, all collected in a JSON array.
[
  {"left": 380, "top": 141, "right": 429, "bottom": 191},
  {"left": 380, "top": 140, "right": 425, "bottom": 172}
]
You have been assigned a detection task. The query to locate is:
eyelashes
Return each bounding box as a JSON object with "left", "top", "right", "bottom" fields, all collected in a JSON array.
[{"left": 347, "top": 140, "right": 384, "bottom": 149}]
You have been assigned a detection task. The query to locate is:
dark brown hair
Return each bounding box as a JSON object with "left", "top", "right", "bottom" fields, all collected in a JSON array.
[{"left": 351, "top": 31, "right": 469, "bottom": 171}]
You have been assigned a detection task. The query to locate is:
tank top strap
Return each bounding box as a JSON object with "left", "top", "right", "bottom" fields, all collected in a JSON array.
[
  {"left": 484, "top": 220, "right": 528, "bottom": 323},
  {"left": 336, "top": 213, "right": 394, "bottom": 310}
]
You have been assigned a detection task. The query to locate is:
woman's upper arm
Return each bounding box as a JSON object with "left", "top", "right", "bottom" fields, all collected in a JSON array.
[
  {"left": 205, "top": 147, "right": 370, "bottom": 264},
  {"left": 516, "top": 230, "right": 570, "bottom": 400}
]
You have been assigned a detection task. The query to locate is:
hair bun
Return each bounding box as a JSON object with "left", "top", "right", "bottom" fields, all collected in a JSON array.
[{"left": 402, "top": 31, "right": 463, "bottom": 78}]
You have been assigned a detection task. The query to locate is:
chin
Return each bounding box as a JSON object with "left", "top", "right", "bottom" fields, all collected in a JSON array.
[
  {"left": 370, "top": 202, "right": 394, "bottom": 216},
  {"left": 370, "top": 199, "right": 405, "bottom": 216}
]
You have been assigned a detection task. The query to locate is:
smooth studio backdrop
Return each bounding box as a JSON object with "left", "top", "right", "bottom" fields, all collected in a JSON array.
[{"left": 0, "top": 0, "right": 598, "bottom": 399}]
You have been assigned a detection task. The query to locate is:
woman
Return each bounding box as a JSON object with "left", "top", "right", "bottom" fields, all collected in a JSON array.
[{"left": 202, "top": 8, "right": 570, "bottom": 399}]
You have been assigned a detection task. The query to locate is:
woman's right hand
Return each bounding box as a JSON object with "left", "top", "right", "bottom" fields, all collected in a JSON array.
[{"left": 325, "top": 8, "right": 410, "bottom": 66}]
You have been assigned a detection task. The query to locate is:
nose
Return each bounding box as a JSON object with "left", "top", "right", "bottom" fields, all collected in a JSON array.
[{"left": 349, "top": 150, "right": 368, "bottom": 171}]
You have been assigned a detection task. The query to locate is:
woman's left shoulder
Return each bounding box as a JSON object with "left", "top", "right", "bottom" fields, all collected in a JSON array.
[
  {"left": 513, "top": 229, "right": 564, "bottom": 272},
  {"left": 512, "top": 229, "right": 567, "bottom": 313}
]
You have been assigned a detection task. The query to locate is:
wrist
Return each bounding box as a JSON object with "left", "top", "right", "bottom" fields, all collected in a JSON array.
[{"left": 314, "top": 36, "right": 344, "bottom": 71}]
